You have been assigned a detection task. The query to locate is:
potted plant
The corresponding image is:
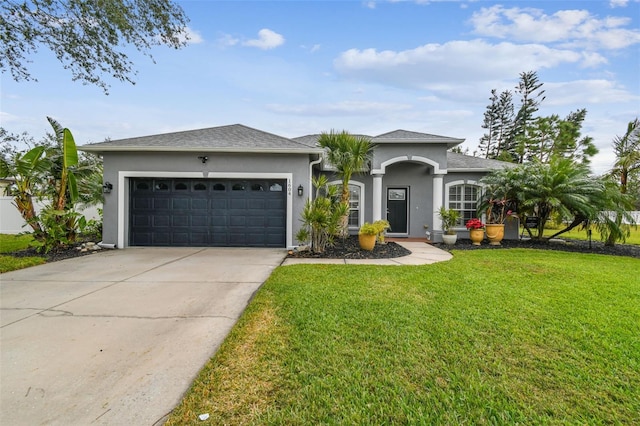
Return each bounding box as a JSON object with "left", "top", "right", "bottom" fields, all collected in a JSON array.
[
  {"left": 372, "top": 219, "right": 391, "bottom": 244},
  {"left": 358, "top": 222, "right": 378, "bottom": 251},
  {"left": 465, "top": 218, "right": 485, "bottom": 245},
  {"left": 478, "top": 172, "right": 518, "bottom": 245},
  {"left": 438, "top": 206, "right": 460, "bottom": 245}
]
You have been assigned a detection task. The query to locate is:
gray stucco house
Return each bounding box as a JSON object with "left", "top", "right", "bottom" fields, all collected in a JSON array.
[{"left": 80, "top": 124, "right": 515, "bottom": 249}]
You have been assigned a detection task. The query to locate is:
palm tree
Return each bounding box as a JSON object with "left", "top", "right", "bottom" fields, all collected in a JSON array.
[
  {"left": 318, "top": 130, "right": 374, "bottom": 237},
  {"left": 519, "top": 158, "right": 601, "bottom": 239},
  {"left": 611, "top": 118, "right": 640, "bottom": 195}
]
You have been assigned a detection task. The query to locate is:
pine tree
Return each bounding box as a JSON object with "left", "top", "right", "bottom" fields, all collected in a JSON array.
[
  {"left": 478, "top": 90, "right": 499, "bottom": 158},
  {"left": 512, "top": 71, "right": 546, "bottom": 163},
  {"left": 478, "top": 89, "right": 515, "bottom": 160}
]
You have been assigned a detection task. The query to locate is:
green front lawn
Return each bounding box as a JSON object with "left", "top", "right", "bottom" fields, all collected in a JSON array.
[
  {"left": 0, "top": 234, "right": 45, "bottom": 273},
  {"left": 167, "top": 250, "right": 640, "bottom": 425}
]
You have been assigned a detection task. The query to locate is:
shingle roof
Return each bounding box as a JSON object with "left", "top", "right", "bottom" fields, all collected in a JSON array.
[
  {"left": 80, "top": 124, "right": 322, "bottom": 154},
  {"left": 446, "top": 152, "right": 515, "bottom": 171},
  {"left": 291, "top": 133, "right": 373, "bottom": 148},
  {"left": 373, "top": 130, "right": 464, "bottom": 146},
  {"left": 293, "top": 130, "right": 464, "bottom": 148}
]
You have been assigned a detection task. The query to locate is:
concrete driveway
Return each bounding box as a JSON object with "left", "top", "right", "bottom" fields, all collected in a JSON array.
[{"left": 0, "top": 247, "right": 286, "bottom": 426}]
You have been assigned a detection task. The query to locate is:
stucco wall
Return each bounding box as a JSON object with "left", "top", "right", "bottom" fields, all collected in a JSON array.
[{"left": 101, "top": 151, "right": 312, "bottom": 248}]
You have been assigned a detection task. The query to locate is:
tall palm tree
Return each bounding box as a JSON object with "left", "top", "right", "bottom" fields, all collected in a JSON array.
[{"left": 318, "top": 130, "right": 374, "bottom": 236}]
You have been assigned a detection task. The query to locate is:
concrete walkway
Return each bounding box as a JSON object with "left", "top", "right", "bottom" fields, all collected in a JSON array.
[{"left": 281, "top": 241, "right": 452, "bottom": 265}]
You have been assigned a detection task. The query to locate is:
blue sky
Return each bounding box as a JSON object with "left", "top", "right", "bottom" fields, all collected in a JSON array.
[{"left": 1, "top": 0, "right": 639, "bottom": 175}]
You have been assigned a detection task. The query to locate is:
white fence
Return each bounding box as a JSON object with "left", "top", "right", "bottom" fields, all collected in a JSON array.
[
  {"left": 601, "top": 211, "right": 640, "bottom": 225},
  {"left": 0, "top": 197, "right": 101, "bottom": 234}
]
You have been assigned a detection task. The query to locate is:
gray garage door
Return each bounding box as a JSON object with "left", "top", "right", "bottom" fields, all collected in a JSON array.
[{"left": 129, "top": 178, "right": 286, "bottom": 247}]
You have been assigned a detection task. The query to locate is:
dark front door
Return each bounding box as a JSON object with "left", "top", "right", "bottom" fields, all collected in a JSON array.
[{"left": 386, "top": 187, "right": 408, "bottom": 235}]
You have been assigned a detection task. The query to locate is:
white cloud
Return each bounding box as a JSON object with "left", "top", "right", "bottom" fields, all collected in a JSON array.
[
  {"left": 216, "top": 33, "right": 239, "bottom": 47},
  {"left": 469, "top": 5, "right": 640, "bottom": 50},
  {"left": 334, "top": 39, "right": 590, "bottom": 92},
  {"left": 609, "top": 0, "right": 628, "bottom": 7},
  {"left": 179, "top": 26, "right": 203, "bottom": 44},
  {"left": 243, "top": 29, "right": 285, "bottom": 50}
]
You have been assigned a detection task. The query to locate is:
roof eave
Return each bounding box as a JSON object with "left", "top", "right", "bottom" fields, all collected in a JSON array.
[
  {"left": 448, "top": 168, "right": 493, "bottom": 173},
  {"left": 78, "top": 146, "right": 324, "bottom": 155},
  {"left": 374, "top": 139, "right": 464, "bottom": 146}
]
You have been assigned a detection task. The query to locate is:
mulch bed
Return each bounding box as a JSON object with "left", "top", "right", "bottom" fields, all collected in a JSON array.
[
  {"left": 289, "top": 236, "right": 411, "bottom": 259},
  {"left": 443, "top": 237, "right": 640, "bottom": 259},
  {"left": 8, "top": 242, "right": 107, "bottom": 263},
  {"left": 288, "top": 235, "right": 640, "bottom": 259}
]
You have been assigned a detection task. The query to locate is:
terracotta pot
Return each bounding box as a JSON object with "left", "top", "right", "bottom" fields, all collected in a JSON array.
[
  {"left": 469, "top": 229, "right": 484, "bottom": 245},
  {"left": 485, "top": 224, "right": 505, "bottom": 246},
  {"left": 358, "top": 234, "right": 376, "bottom": 251}
]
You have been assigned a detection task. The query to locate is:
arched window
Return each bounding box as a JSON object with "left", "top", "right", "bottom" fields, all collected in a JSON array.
[{"left": 446, "top": 181, "right": 481, "bottom": 226}]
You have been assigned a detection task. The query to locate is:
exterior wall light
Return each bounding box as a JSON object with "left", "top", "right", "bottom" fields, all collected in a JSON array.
[
  {"left": 297, "top": 185, "right": 304, "bottom": 196},
  {"left": 103, "top": 182, "right": 113, "bottom": 193}
]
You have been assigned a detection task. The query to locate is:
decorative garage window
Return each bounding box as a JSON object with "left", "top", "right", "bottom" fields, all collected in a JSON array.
[
  {"left": 135, "top": 181, "right": 150, "bottom": 191},
  {"left": 154, "top": 181, "right": 170, "bottom": 191},
  {"left": 194, "top": 182, "right": 207, "bottom": 191},
  {"left": 213, "top": 183, "right": 226, "bottom": 191},
  {"left": 175, "top": 182, "right": 188, "bottom": 191},
  {"left": 329, "top": 181, "right": 364, "bottom": 229},
  {"left": 269, "top": 183, "right": 283, "bottom": 192},
  {"left": 232, "top": 183, "right": 246, "bottom": 191},
  {"left": 251, "top": 183, "right": 264, "bottom": 191},
  {"left": 446, "top": 182, "right": 481, "bottom": 226}
]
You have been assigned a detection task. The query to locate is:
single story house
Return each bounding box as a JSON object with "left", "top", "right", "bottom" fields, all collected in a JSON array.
[{"left": 80, "top": 124, "right": 518, "bottom": 249}]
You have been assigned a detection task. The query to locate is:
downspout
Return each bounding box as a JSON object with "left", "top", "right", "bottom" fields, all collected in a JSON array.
[{"left": 309, "top": 155, "right": 323, "bottom": 200}]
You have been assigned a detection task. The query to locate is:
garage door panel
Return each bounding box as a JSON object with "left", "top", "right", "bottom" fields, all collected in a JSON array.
[
  {"left": 230, "top": 199, "right": 247, "bottom": 209},
  {"left": 132, "top": 215, "right": 151, "bottom": 227},
  {"left": 172, "top": 198, "right": 190, "bottom": 210},
  {"left": 133, "top": 198, "right": 151, "bottom": 209},
  {"left": 171, "top": 215, "right": 190, "bottom": 227},
  {"left": 192, "top": 215, "right": 208, "bottom": 227},
  {"left": 267, "top": 216, "right": 285, "bottom": 227},
  {"left": 191, "top": 232, "right": 209, "bottom": 245},
  {"left": 153, "top": 216, "right": 170, "bottom": 227},
  {"left": 192, "top": 199, "right": 208, "bottom": 209},
  {"left": 229, "top": 216, "right": 246, "bottom": 226},
  {"left": 130, "top": 178, "right": 286, "bottom": 247},
  {"left": 153, "top": 232, "right": 171, "bottom": 245},
  {"left": 247, "top": 199, "right": 265, "bottom": 209},
  {"left": 172, "top": 232, "right": 190, "bottom": 245},
  {"left": 153, "top": 198, "right": 170, "bottom": 210}
]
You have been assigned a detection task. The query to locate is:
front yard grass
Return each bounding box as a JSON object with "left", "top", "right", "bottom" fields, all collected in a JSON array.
[
  {"left": 541, "top": 224, "right": 640, "bottom": 245},
  {"left": 167, "top": 249, "right": 640, "bottom": 425},
  {"left": 0, "top": 234, "right": 45, "bottom": 273}
]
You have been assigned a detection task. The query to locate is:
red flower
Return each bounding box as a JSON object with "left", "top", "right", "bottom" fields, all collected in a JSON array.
[{"left": 465, "top": 218, "right": 485, "bottom": 230}]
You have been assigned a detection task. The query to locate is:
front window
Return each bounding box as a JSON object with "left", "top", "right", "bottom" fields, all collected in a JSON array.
[
  {"left": 330, "top": 182, "right": 363, "bottom": 229},
  {"left": 347, "top": 184, "right": 360, "bottom": 228},
  {"left": 448, "top": 184, "right": 480, "bottom": 226}
]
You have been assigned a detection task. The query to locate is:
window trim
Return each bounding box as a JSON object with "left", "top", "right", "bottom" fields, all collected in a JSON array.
[{"left": 444, "top": 180, "right": 483, "bottom": 230}]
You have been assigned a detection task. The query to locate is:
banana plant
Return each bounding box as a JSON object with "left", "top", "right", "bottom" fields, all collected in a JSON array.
[
  {"left": 0, "top": 145, "right": 49, "bottom": 233},
  {"left": 46, "top": 116, "right": 79, "bottom": 211}
]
